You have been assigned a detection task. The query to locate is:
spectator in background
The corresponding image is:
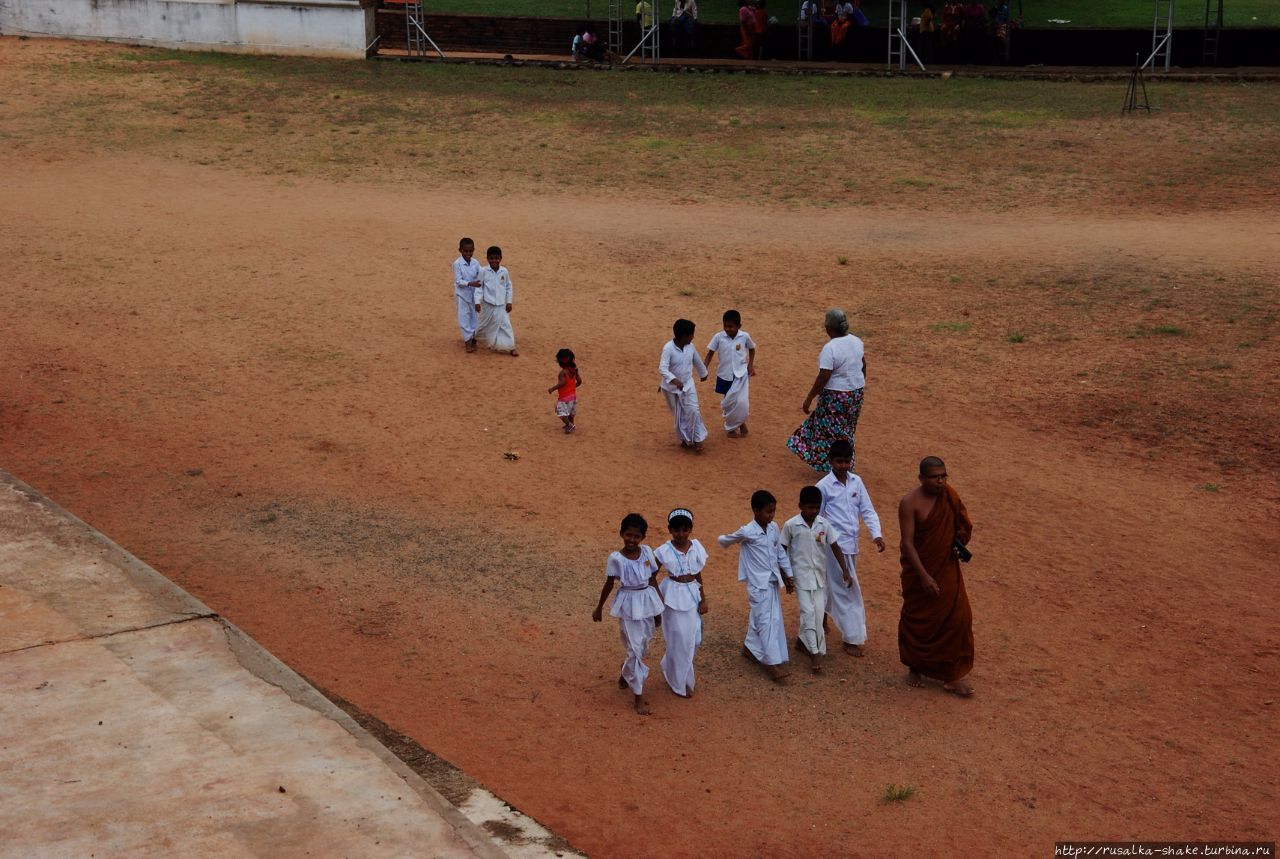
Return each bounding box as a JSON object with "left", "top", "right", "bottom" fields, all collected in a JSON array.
[
  {"left": 671, "top": 0, "right": 698, "bottom": 54},
  {"left": 752, "top": 0, "right": 772, "bottom": 60},
  {"left": 918, "top": 2, "right": 936, "bottom": 63},
  {"left": 850, "top": 0, "right": 869, "bottom": 26},
  {"left": 636, "top": 0, "right": 654, "bottom": 32},
  {"left": 829, "top": 8, "right": 851, "bottom": 60},
  {"left": 735, "top": 0, "right": 755, "bottom": 58},
  {"left": 940, "top": 0, "right": 962, "bottom": 59},
  {"left": 580, "top": 23, "right": 605, "bottom": 61}
]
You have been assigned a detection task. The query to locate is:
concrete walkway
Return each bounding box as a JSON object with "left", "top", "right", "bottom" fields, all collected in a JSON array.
[{"left": 0, "top": 469, "right": 539, "bottom": 858}]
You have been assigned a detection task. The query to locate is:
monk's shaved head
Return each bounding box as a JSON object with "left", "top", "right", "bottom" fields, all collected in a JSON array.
[{"left": 919, "top": 456, "right": 946, "bottom": 475}]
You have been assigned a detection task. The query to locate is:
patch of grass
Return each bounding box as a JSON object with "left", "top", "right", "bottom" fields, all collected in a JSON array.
[
  {"left": 837, "top": 256, "right": 848, "bottom": 266},
  {"left": 883, "top": 784, "right": 917, "bottom": 803},
  {"left": 931, "top": 321, "right": 972, "bottom": 333},
  {"left": 1007, "top": 331, "right": 1026, "bottom": 343},
  {"left": 1199, "top": 483, "right": 1221, "bottom": 493},
  {"left": 1127, "top": 324, "right": 1188, "bottom": 338},
  {"left": 948, "top": 275, "right": 962, "bottom": 284}
]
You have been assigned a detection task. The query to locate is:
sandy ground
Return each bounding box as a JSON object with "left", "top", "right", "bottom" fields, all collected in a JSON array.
[{"left": 2, "top": 39, "right": 1278, "bottom": 858}]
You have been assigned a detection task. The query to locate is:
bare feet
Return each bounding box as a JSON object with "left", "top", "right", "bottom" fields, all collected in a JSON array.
[
  {"left": 465, "top": 339, "right": 476, "bottom": 353},
  {"left": 906, "top": 670, "right": 926, "bottom": 688},
  {"left": 943, "top": 680, "right": 975, "bottom": 698},
  {"left": 809, "top": 656, "right": 823, "bottom": 674},
  {"left": 692, "top": 442, "right": 705, "bottom": 453},
  {"left": 739, "top": 423, "right": 748, "bottom": 435},
  {"left": 843, "top": 642, "right": 865, "bottom": 657},
  {"left": 727, "top": 428, "right": 743, "bottom": 438},
  {"left": 618, "top": 675, "right": 628, "bottom": 690},
  {"left": 508, "top": 349, "right": 519, "bottom": 357},
  {"left": 634, "top": 695, "right": 652, "bottom": 716},
  {"left": 766, "top": 664, "right": 791, "bottom": 683},
  {"left": 741, "top": 645, "right": 759, "bottom": 664}
]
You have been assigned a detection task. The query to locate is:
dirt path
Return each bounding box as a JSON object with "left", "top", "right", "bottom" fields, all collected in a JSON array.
[{"left": 2, "top": 145, "right": 1278, "bottom": 857}]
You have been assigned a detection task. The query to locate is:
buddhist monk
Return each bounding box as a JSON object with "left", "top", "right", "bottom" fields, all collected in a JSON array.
[{"left": 898, "top": 456, "right": 975, "bottom": 696}]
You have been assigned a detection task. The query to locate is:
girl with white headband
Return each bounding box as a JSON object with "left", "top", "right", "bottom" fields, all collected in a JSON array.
[{"left": 654, "top": 508, "right": 709, "bottom": 698}]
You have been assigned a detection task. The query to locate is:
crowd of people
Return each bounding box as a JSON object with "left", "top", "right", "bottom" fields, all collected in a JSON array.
[
  {"left": 913, "top": 1, "right": 1018, "bottom": 65},
  {"left": 449, "top": 239, "right": 977, "bottom": 716}
]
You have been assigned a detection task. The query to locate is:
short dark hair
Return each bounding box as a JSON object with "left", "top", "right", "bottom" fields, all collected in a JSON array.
[
  {"left": 799, "top": 485, "right": 822, "bottom": 506},
  {"left": 673, "top": 318, "right": 695, "bottom": 339},
  {"left": 723, "top": 309, "right": 742, "bottom": 325},
  {"left": 828, "top": 440, "right": 853, "bottom": 461},
  {"left": 620, "top": 513, "right": 648, "bottom": 535},
  {"left": 459, "top": 237, "right": 474, "bottom": 248},
  {"left": 750, "top": 489, "right": 776, "bottom": 511},
  {"left": 555, "top": 348, "right": 576, "bottom": 369},
  {"left": 486, "top": 245, "right": 502, "bottom": 257},
  {"left": 668, "top": 514, "right": 692, "bottom": 530},
  {"left": 919, "top": 455, "right": 946, "bottom": 475}
]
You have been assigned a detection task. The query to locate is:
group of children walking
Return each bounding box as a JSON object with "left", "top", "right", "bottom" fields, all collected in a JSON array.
[
  {"left": 452, "top": 238, "right": 518, "bottom": 356},
  {"left": 594, "top": 439, "right": 884, "bottom": 714}
]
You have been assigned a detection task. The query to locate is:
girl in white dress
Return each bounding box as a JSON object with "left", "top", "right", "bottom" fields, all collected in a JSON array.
[
  {"left": 655, "top": 508, "right": 709, "bottom": 698},
  {"left": 592, "top": 513, "right": 666, "bottom": 715}
]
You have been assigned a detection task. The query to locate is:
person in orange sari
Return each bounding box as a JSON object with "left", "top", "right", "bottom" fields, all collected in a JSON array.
[
  {"left": 734, "top": 0, "right": 755, "bottom": 59},
  {"left": 897, "top": 456, "right": 975, "bottom": 696}
]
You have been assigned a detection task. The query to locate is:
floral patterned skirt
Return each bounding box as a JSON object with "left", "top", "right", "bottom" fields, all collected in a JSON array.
[{"left": 786, "top": 387, "right": 865, "bottom": 472}]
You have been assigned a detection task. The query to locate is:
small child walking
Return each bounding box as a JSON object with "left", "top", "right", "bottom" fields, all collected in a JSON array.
[
  {"left": 451, "top": 237, "right": 482, "bottom": 352},
  {"left": 547, "top": 348, "right": 582, "bottom": 433},
  {"left": 593, "top": 513, "right": 665, "bottom": 715},
  {"left": 658, "top": 318, "right": 709, "bottom": 451},
  {"left": 703, "top": 309, "right": 757, "bottom": 437},
  {"left": 654, "top": 508, "right": 708, "bottom": 698},
  {"left": 816, "top": 439, "right": 886, "bottom": 656},
  {"left": 474, "top": 245, "right": 518, "bottom": 356},
  {"left": 780, "top": 485, "right": 853, "bottom": 674},
  {"left": 718, "top": 490, "right": 795, "bottom": 682}
]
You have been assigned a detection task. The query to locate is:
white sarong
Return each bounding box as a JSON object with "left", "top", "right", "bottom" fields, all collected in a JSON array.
[
  {"left": 475, "top": 302, "right": 516, "bottom": 352},
  {"left": 618, "top": 616, "right": 655, "bottom": 694},
  {"left": 455, "top": 292, "right": 479, "bottom": 342},
  {"left": 744, "top": 584, "right": 788, "bottom": 666},
  {"left": 662, "top": 387, "right": 708, "bottom": 445},
  {"left": 660, "top": 605, "right": 700, "bottom": 696},
  {"left": 824, "top": 550, "right": 866, "bottom": 645},
  {"left": 720, "top": 374, "right": 750, "bottom": 432},
  {"left": 795, "top": 585, "right": 827, "bottom": 655}
]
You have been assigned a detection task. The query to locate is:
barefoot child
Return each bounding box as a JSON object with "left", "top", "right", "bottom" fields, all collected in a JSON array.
[
  {"left": 654, "top": 508, "right": 708, "bottom": 697},
  {"left": 703, "top": 309, "right": 757, "bottom": 437},
  {"left": 816, "top": 440, "right": 885, "bottom": 656},
  {"left": 592, "top": 513, "right": 665, "bottom": 715},
  {"left": 658, "top": 318, "right": 709, "bottom": 451},
  {"left": 547, "top": 348, "right": 582, "bottom": 433},
  {"left": 718, "top": 490, "right": 795, "bottom": 682},
  {"left": 452, "top": 237, "right": 482, "bottom": 352},
  {"left": 474, "top": 245, "right": 518, "bottom": 356},
  {"left": 780, "top": 485, "right": 853, "bottom": 674}
]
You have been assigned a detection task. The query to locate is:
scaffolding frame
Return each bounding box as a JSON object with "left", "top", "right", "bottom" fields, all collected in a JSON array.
[
  {"left": 798, "top": 4, "right": 814, "bottom": 62},
  {"left": 886, "top": 0, "right": 925, "bottom": 71},
  {"left": 619, "top": 0, "right": 662, "bottom": 64},
  {"left": 1145, "top": 0, "right": 1174, "bottom": 71},
  {"left": 398, "top": 0, "right": 445, "bottom": 58},
  {"left": 1202, "top": 0, "right": 1222, "bottom": 66}
]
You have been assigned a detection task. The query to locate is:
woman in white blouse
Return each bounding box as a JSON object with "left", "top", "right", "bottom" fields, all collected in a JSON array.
[{"left": 786, "top": 308, "right": 867, "bottom": 471}]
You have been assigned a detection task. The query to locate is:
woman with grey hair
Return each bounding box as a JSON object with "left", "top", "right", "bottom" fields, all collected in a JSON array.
[{"left": 786, "top": 308, "right": 867, "bottom": 471}]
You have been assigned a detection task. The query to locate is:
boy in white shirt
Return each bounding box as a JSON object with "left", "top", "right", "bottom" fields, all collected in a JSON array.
[
  {"left": 658, "top": 318, "right": 709, "bottom": 451},
  {"left": 451, "top": 237, "right": 482, "bottom": 352},
  {"left": 816, "top": 439, "right": 885, "bottom": 656},
  {"left": 703, "top": 309, "right": 757, "bottom": 438},
  {"left": 781, "top": 485, "right": 852, "bottom": 673},
  {"left": 474, "top": 245, "right": 518, "bottom": 356},
  {"left": 718, "top": 489, "right": 795, "bottom": 682}
]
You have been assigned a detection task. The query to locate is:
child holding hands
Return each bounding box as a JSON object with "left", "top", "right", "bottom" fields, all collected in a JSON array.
[
  {"left": 593, "top": 513, "right": 665, "bottom": 715},
  {"left": 654, "top": 508, "right": 708, "bottom": 698},
  {"left": 718, "top": 490, "right": 794, "bottom": 682}
]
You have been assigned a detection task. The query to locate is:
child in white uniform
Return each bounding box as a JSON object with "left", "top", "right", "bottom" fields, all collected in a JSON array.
[
  {"left": 703, "top": 309, "right": 757, "bottom": 437},
  {"left": 654, "top": 508, "right": 708, "bottom": 698},
  {"left": 474, "top": 245, "right": 518, "bottom": 356},
  {"left": 593, "top": 513, "right": 665, "bottom": 715},
  {"left": 451, "top": 237, "right": 482, "bottom": 352},
  {"left": 780, "top": 485, "right": 852, "bottom": 674},
  {"left": 816, "top": 439, "right": 885, "bottom": 656},
  {"left": 718, "top": 490, "right": 795, "bottom": 682},
  {"left": 658, "top": 318, "right": 709, "bottom": 451}
]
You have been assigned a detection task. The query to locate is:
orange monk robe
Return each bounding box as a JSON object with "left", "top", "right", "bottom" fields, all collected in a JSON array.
[{"left": 898, "top": 483, "right": 974, "bottom": 682}]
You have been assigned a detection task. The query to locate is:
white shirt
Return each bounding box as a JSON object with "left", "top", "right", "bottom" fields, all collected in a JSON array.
[
  {"left": 819, "top": 334, "right": 865, "bottom": 391},
  {"left": 655, "top": 539, "right": 706, "bottom": 611},
  {"left": 780, "top": 513, "right": 842, "bottom": 590},
  {"left": 706, "top": 330, "right": 757, "bottom": 381},
  {"left": 671, "top": 0, "right": 697, "bottom": 18},
  {"left": 606, "top": 546, "right": 665, "bottom": 620},
  {"left": 835, "top": 1, "right": 855, "bottom": 16},
  {"left": 717, "top": 520, "right": 792, "bottom": 590},
  {"left": 658, "top": 341, "right": 708, "bottom": 394},
  {"left": 816, "top": 471, "right": 881, "bottom": 555},
  {"left": 477, "top": 264, "right": 513, "bottom": 306},
  {"left": 452, "top": 255, "right": 480, "bottom": 298}
]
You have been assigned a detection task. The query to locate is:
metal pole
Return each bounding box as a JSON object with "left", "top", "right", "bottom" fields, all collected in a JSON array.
[
  {"left": 899, "top": 0, "right": 908, "bottom": 71},
  {"left": 899, "top": 27, "right": 926, "bottom": 70},
  {"left": 1165, "top": 0, "right": 1174, "bottom": 71}
]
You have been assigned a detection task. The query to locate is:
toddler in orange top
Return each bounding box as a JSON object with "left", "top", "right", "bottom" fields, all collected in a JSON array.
[{"left": 547, "top": 348, "right": 583, "bottom": 434}]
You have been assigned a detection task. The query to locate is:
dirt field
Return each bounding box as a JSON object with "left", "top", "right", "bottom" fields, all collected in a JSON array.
[{"left": 2, "top": 39, "right": 1278, "bottom": 857}]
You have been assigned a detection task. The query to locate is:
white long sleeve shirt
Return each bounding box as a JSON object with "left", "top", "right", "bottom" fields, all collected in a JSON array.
[
  {"left": 477, "top": 264, "right": 513, "bottom": 306},
  {"left": 816, "top": 471, "right": 881, "bottom": 555},
  {"left": 658, "top": 341, "right": 707, "bottom": 394},
  {"left": 452, "top": 255, "right": 480, "bottom": 299},
  {"left": 718, "top": 520, "right": 792, "bottom": 589}
]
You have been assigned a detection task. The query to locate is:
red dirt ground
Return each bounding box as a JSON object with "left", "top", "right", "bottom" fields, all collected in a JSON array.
[{"left": 2, "top": 41, "right": 1278, "bottom": 859}]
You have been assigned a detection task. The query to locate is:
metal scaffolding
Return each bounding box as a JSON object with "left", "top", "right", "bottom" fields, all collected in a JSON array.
[
  {"left": 400, "top": 0, "right": 445, "bottom": 58},
  {"left": 1202, "top": 0, "right": 1223, "bottom": 66},
  {"left": 619, "top": 0, "right": 661, "bottom": 64},
  {"left": 886, "top": 0, "right": 925, "bottom": 71},
  {"left": 1146, "top": 0, "right": 1174, "bottom": 71}
]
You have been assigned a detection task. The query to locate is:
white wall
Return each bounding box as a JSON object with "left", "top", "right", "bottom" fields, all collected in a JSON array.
[{"left": 0, "top": 0, "right": 374, "bottom": 59}]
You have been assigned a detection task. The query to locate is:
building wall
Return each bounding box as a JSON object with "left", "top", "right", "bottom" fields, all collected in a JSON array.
[{"left": 0, "top": 0, "right": 374, "bottom": 58}]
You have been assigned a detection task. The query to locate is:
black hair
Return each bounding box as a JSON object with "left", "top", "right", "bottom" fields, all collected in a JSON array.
[
  {"left": 799, "top": 485, "right": 822, "bottom": 505},
  {"left": 555, "top": 348, "right": 576, "bottom": 369},
  {"left": 486, "top": 245, "right": 502, "bottom": 258},
  {"left": 673, "top": 318, "right": 695, "bottom": 339},
  {"left": 459, "top": 237, "right": 474, "bottom": 248},
  {"left": 828, "top": 440, "right": 854, "bottom": 461},
  {"left": 750, "top": 489, "right": 776, "bottom": 511},
  {"left": 723, "top": 309, "right": 742, "bottom": 325},
  {"left": 620, "top": 513, "right": 648, "bottom": 535},
  {"left": 919, "top": 455, "right": 946, "bottom": 475},
  {"left": 668, "top": 514, "right": 692, "bottom": 530}
]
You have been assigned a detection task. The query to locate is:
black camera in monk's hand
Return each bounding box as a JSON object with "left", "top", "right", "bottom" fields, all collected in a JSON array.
[{"left": 953, "top": 539, "right": 973, "bottom": 563}]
